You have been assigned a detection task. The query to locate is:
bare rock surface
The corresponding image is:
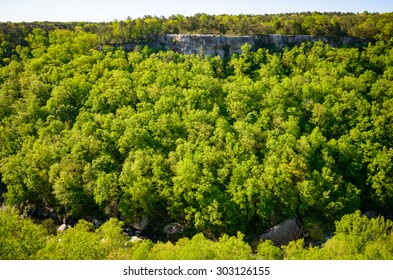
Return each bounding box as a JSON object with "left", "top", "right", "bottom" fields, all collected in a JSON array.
[
  {"left": 364, "top": 210, "right": 378, "bottom": 219},
  {"left": 58, "top": 223, "right": 68, "bottom": 233},
  {"left": 131, "top": 216, "right": 149, "bottom": 231},
  {"left": 259, "top": 218, "right": 303, "bottom": 246},
  {"left": 163, "top": 223, "right": 184, "bottom": 235},
  {"left": 120, "top": 34, "right": 373, "bottom": 59}
]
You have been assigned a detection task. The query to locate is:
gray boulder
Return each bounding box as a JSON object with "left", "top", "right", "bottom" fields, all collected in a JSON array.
[
  {"left": 122, "top": 227, "right": 134, "bottom": 237},
  {"left": 131, "top": 216, "right": 149, "bottom": 231},
  {"left": 57, "top": 223, "right": 68, "bottom": 233},
  {"left": 364, "top": 211, "right": 378, "bottom": 219},
  {"left": 129, "top": 236, "right": 143, "bottom": 243},
  {"left": 92, "top": 218, "right": 103, "bottom": 228},
  {"left": 25, "top": 205, "right": 37, "bottom": 217},
  {"left": 163, "top": 223, "right": 184, "bottom": 235},
  {"left": 259, "top": 218, "right": 303, "bottom": 246},
  {"left": 323, "top": 232, "right": 334, "bottom": 243}
]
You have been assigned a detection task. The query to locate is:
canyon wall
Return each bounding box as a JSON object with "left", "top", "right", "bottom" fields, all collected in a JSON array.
[{"left": 120, "top": 34, "right": 373, "bottom": 58}]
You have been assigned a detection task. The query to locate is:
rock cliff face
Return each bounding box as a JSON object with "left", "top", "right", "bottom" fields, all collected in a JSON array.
[
  {"left": 120, "top": 34, "right": 372, "bottom": 58},
  {"left": 163, "top": 34, "right": 371, "bottom": 57},
  {"left": 162, "top": 34, "right": 255, "bottom": 58}
]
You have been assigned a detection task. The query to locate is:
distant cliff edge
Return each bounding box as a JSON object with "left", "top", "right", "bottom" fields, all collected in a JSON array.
[{"left": 118, "top": 34, "right": 374, "bottom": 58}]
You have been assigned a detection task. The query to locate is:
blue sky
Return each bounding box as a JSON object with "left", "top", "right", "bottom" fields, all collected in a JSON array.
[{"left": 1, "top": 0, "right": 392, "bottom": 22}]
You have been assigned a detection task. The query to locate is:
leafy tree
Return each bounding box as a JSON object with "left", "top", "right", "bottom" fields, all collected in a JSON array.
[
  {"left": 147, "top": 232, "right": 253, "bottom": 260},
  {"left": 49, "top": 155, "right": 93, "bottom": 217},
  {"left": 367, "top": 148, "right": 393, "bottom": 209},
  {"left": 256, "top": 240, "right": 284, "bottom": 260},
  {"left": 37, "top": 220, "right": 105, "bottom": 260},
  {"left": 119, "top": 149, "right": 171, "bottom": 222},
  {"left": 1, "top": 17, "right": 393, "bottom": 259},
  {"left": 96, "top": 218, "right": 130, "bottom": 259},
  {"left": 0, "top": 207, "right": 47, "bottom": 259},
  {"left": 283, "top": 211, "right": 393, "bottom": 260}
]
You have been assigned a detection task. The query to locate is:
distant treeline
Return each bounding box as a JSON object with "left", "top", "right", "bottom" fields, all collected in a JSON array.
[{"left": 1, "top": 12, "right": 392, "bottom": 56}]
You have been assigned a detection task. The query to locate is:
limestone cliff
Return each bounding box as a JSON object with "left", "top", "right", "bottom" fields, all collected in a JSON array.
[{"left": 120, "top": 34, "right": 373, "bottom": 58}]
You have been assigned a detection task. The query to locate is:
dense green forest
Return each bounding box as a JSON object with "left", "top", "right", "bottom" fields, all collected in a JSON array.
[{"left": 1, "top": 12, "right": 393, "bottom": 259}]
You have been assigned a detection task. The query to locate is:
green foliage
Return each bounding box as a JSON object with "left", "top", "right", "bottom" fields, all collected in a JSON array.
[
  {"left": 1, "top": 209, "right": 392, "bottom": 260},
  {"left": 0, "top": 16, "right": 393, "bottom": 260},
  {"left": 147, "top": 232, "right": 253, "bottom": 260},
  {"left": 367, "top": 148, "right": 393, "bottom": 208},
  {"left": 282, "top": 211, "right": 393, "bottom": 260},
  {"left": 95, "top": 218, "right": 131, "bottom": 259},
  {"left": 1, "top": 13, "right": 392, "bottom": 54},
  {"left": 325, "top": 211, "right": 393, "bottom": 259},
  {"left": 255, "top": 240, "right": 284, "bottom": 260},
  {"left": 36, "top": 220, "right": 105, "bottom": 260},
  {"left": 0, "top": 207, "right": 47, "bottom": 259},
  {"left": 49, "top": 156, "right": 91, "bottom": 216}
]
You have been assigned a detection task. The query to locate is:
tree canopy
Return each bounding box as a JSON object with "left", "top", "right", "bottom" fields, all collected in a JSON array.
[{"left": 0, "top": 12, "right": 393, "bottom": 259}]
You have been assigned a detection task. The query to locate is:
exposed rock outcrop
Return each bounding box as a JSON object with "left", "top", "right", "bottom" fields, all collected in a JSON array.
[
  {"left": 122, "top": 227, "right": 135, "bottom": 237},
  {"left": 129, "top": 236, "right": 143, "bottom": 243},
  {"left": 163, "top": 222, "right": 184, "bottom": 235},
  {"left": 24, "top": 205, "right": 54, "bottom": 220},
  {"left": 131, "top": 216, "right": 149, "bottom": 231},
  {"left": 91, "top": 218, "right": 103, "bottom": 228},
  {"left": 119, "top": 34, "right": 373, "bottom": 59},
  {"left": 364, "top": 210, "right": 378, "bottom": 219},
  {"left": 259, "top": 218, "right": 303, "bottom": 246},
  {"left": 57, "top": 223, "right": 71, "bottom": 233},
  {"left": 163, "top": 34, "right": 255, "bottom": 57},
  {"left": 256, "top": 34, "right": 370, "bottom": 50}
]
